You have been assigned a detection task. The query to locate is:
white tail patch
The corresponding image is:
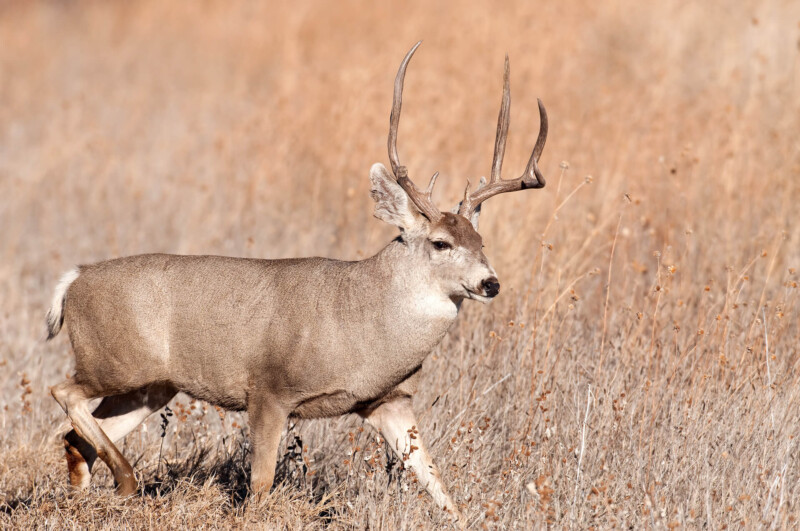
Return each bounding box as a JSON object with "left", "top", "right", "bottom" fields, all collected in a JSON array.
[{"left": 46, "top": 268, "right": 80, "bottom": 340}]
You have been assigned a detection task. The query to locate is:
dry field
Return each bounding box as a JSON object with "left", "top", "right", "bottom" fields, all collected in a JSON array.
[{"left": 2, "top": 1, "right": 800, "bottom": 528}]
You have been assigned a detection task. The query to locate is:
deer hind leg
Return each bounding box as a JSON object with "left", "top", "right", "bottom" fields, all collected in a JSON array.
[
  {"left": 51, "top": 380, "right": 136, "bottom": 495},
  {"left": 60, "top": 384, "right": 178, "bottom": 490},
  {"left": 52, "top": 381, "right": 175, "bottom": 495},
  {"left": 358, "top": 396, "right": 462, "bottom": 523}
]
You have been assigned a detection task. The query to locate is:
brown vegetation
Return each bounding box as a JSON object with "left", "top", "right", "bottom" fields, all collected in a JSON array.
[{"left": 2, "top": 0, "right": 799, "bottom": 528}]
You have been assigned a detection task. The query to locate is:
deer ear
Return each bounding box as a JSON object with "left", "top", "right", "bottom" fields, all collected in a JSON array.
[
  {"left": 467, "top": 204, "right": 481, "bottom": 231},
  {"left": 370, "top": 163, "right": 426, "bottom": 232},
  {"left": 450, "top": 203, "right": 481, "bottom": 231}
]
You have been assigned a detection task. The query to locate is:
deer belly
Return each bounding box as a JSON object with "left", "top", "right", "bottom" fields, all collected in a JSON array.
[{"left": 290, "top": 389, "right": 369, "bottom": 418}]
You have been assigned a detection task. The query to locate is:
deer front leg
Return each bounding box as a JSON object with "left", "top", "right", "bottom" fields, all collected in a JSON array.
[
  {"left": 247, "top": 394, "right": 288, "bottom": 499},
  {"left": 359, "top": 396, "right": 462, "bottom": 522}
]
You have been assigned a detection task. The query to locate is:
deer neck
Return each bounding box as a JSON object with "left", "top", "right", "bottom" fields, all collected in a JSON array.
[{"left": 365, "top": 237, "right": 461, "bottom": 335}]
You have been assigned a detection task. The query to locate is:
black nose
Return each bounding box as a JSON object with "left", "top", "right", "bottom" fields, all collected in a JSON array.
[{"left": 482, "top": 277, "right": 500, "bottom": 298}]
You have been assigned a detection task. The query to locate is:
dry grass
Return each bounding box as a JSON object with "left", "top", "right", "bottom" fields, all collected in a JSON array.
[{"left": 2, "top": 0, "right": 800, "bottom": 528}]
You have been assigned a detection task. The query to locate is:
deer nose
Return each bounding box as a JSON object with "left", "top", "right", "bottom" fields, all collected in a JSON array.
[{"left": 482, "top": 277, "right": 500, "bottom": 298}]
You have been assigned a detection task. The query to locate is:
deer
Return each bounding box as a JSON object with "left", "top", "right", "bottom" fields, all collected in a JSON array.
[{"left": 45, "top": 41, "right": 547, "bottom": 522}]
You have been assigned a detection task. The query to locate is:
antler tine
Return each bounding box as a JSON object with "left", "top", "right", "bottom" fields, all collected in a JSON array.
[
  {"left": 489, "top": 55, "right": 511, "bottom": 185},
  {"left": 387, "top": 41, "right": 443, "bottom": 221},
  {"left": 388, "top": 41, "right": 421, "bottom": 176},
  {"left": 519, "top": 98, "right": 548, "bottom": 187},
  {"left": 425, "top": 172, "right": 439, "bottom": 197},
  {"left": 460, "top": 179, "right": 472, "bottom": 215},
  {"left": 459, "top": 56, "right": 548, "bottom": 219}
]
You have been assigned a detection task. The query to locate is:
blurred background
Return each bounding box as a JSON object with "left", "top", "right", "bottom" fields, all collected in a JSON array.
[{"left": 2, "top": 1, "right": 799, "bottom": 528}]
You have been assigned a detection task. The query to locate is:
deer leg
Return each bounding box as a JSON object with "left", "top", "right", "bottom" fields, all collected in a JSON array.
[
  {"left": 51, "top": 380, "right": 138, "bottom": 496},
  {"left": 358, "top": 396, "right": 462, "bottom": 522},
  {"left": 247, "top": 394, "right": 287, "bottom": 499},
  {"left": 63, "top": 428, "right": 94, "bottom": 490},
  {"left": 62, "top": 384, "right": 177, "bottom": 488}
]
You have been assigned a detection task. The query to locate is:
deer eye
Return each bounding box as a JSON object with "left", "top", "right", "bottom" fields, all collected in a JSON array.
[{"left": 432, "top": 240, "right": 452, "bottom": 251}]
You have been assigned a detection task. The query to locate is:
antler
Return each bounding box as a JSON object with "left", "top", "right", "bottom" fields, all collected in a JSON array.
[
  {"left": 388, "top": 41, "right": 443, "bottom": 222},
  {"left": 458, "top": 56, "right": 548, "bottom": 219}
]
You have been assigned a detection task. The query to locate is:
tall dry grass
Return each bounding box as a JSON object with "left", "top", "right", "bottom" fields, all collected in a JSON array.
[{"left": 1, "top": 0, "right": 799, "bottom": 528}]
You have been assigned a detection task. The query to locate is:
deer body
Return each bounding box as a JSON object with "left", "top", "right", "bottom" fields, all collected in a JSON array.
[
  {"left": 63, "top": 248, "right": 457, "bottom": 417},
  {"left": 47, "top": 42, "right": 548, "bottom": 523}
]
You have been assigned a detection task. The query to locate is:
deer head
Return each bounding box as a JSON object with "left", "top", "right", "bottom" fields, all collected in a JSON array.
[{"left": 370, "top": 41, "right": 548, "bottom": 303}]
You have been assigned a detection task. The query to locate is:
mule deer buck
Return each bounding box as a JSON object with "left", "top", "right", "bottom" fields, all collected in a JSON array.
[{"left": 46, "top": 41, "right": 547, "bottom": 521}]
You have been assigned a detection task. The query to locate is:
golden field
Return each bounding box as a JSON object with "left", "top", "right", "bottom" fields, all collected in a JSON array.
[{"left": 1, "top": 0, "right": 799, "bottom": 528}]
